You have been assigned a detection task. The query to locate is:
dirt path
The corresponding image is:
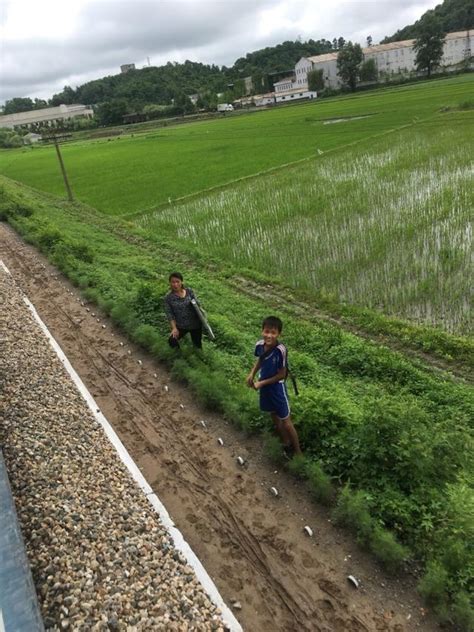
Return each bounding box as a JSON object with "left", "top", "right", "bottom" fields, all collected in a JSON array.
[{"left": 0, "top": 222, "right": 440, "bottom": 632}]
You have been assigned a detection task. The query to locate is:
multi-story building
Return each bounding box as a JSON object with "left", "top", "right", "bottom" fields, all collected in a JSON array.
[
  {"left": 295, "top": 30, "right": 473, "bottom": 90},
  {"left": 273, "top": 76, "right": 317, "bottom": 103},
  {"left": 0, "top": 104, "right": 94, "bottom": 130}
]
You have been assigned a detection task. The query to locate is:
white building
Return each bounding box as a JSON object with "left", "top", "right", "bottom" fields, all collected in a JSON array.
[
  {"left": 273, "top": 76, "right": 317, "bottom": 103},
  {"left": 295, "top": 30, "right": 473, "bottom": 90},
  {"left": 0, "top": 104, "right": 94, "bottom": 130},
  {"left": 441, "top": 30, "right": 473, "bottom": 66},
  {"left": 295, "top": 52, "right": 340, "bottom": 90},
  {"left": 363, "top": 39, "right": 416, "bottom": 77}
]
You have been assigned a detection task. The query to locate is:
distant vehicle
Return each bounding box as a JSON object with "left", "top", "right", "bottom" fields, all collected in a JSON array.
[{"left": 217, "top": 103, "right": 234, "bottom": 112}]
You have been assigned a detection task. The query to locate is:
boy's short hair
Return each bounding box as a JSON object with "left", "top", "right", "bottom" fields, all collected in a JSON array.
[
  {"left": 262, "top": 316, "right": 283, "bottom": 333},
  {"left": 169, "top": 271, "right": 183, "bottom": 281}
]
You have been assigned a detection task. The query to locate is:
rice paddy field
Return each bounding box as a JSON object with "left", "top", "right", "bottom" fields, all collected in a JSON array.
[
  {"left": 0, "top": 74, "right": 472, "bottom": 215},
  {"left": 140, "top": 120, "right": 473, "bottom": 334},
  {"left": 1, "top": 75, "right": 473, "bottom": 628}
]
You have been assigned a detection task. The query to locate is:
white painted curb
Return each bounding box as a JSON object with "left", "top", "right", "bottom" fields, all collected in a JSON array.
[{"left": 1, "top": 261, "right": 242, "bottom": 632}]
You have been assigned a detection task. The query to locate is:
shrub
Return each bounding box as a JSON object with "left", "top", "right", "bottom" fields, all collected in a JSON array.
[
  {"left": 418, "top": 561, "right": 449, "bottom": 607},
  {"left": 263, "top": 432, "right": 287, "bottom": 464},
  {"left": 451, "top": 591, "right": 474, "bottom": 632},
  {"left": 286, "top": 454, "right": 308, "bottom": 478},
  {"left": 333, "top": 486, "right": 373, "bottom": 543},
  {"left": 37, "top": 227, "right": 63, "bottom": 253},
  {"left": 369, "top": 526, "right": 409, "bottom": 571},
  {"left": 305, "top": 460, "right": 333, "bottom": 505}
]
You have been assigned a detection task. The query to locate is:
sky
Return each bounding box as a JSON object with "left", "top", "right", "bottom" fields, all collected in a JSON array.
[{"left": 0, "top": 0, "right": 437, "bottom": 106}]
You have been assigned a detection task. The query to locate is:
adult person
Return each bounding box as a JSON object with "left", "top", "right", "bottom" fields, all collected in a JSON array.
[{"left": 164, "top": 272, "right": 202, "bottom": 349}]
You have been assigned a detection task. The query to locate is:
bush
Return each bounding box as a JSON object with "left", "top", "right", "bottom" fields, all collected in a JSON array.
[
  {"left": 418, "top": 561, "right": 449, "bottom": 607},
  {"left": 451, "top": 591, "right": 474, "bottom": 632},
  {"left": 286, "top": 454, "right": 307, "bottom": 478},
  {"left": 305, "top": 460, "right": 333, "bottom": 505},
  {"left": 263, "top": 432, "right": 287, "bottom": 464},
  {"left": 37, "top": 227, "right": 63, "bottom": 253},
  {"left": 333, "top": 486, "right": 373, "bottom": 542},
  {"left": 369, "top": 526, "right": 409, "bottom": 571}
]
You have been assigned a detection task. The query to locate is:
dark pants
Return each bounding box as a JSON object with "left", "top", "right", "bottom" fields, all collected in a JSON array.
[{"left": 168, "top": 327, "right": 202, "bottom": 349}]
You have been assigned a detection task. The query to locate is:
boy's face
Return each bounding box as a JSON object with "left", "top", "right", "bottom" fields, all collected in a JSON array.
[{"left": 262, "top": 326, "right": 280, "bottom": 347}]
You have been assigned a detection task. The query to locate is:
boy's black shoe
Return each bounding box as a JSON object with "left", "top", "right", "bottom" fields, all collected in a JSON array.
[{"left": 283, "top": 444, "right": 294, "bottom": 460}]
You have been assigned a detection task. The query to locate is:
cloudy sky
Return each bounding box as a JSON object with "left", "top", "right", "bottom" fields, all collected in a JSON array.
[{"left": 0, "top": 0, "right": 436, "bottom": 105}]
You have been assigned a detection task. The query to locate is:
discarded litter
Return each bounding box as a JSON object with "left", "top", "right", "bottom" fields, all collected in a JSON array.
[
  {"left": 303, "top": 526, "right": 313, "bottom": 537},
  {"left": 347, "top": 575, "right": 359, "bottom": 589},
  {"left": 179, "top": 404, "right": 184, "bottom": 409},
  {"left": 270, "top": 486, "right": 279, "bottom": 497},
  {"left": 237, "top": 456, "right": 245, "bottom": 466},
  {"left": 102, "top": 324, "right": 106, "bottom": 329},
  {"left": 138, "top": 360, "right": 142, "bottom": 365},
  {"left": 120, "top": 342, "right": 124, "bottom": 347},
  {"left": 164, "top": 385, "right": 169, "bottom": 392},
  {"left": 200, "top": 420, "right": 207, "bottom": 428},
  {"left": 217, "top": 438, "right": 224, "bottom": 446}
]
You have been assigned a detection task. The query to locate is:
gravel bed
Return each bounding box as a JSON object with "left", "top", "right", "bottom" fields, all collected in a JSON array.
[{"left": 0, "top": 270, "right": 227, "bottom": 631}]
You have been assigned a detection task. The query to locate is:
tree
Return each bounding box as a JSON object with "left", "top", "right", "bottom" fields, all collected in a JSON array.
[
  {"left": 359, "top": 58, "right": 378, "bottom": 82},
  {"left": 49, "top": 85, "right": 77, "bottom": 106},
  {"left": 413, "top": 15, "right": 446, "bottom": 77},
  {"left": 94, "top": 98, "right": 129, "bottom": 126},
  {"left": 366, "top": 35, "right": 373, "bottom": 47},
  {"left": 3, "top": 97, "right": 34, "bottom": 114},
  {"left": 0, "top": 128, "right": 24, "bottom": 148},
  {"left": 34, "top": 98, "right": 48, "bottom": 109},
  {"left": 337, "top": 42, "right": 363, "bottom": 91},
  {"left": 337, "top": 37, "right": 346, "bottom": 50},
  {"left": 307, "top": 69, "right": 325, "bottom": 91}
]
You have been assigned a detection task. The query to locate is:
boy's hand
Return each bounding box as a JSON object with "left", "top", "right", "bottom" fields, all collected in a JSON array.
[
  {"left": 253, "top": 380, "right": 263, "bottom": 390},
  {"left": 171, "top": 327, "right": 179, "bottom": 339},
  {"left": 246, "top": 374, "right": 255, "bottom": 388}
]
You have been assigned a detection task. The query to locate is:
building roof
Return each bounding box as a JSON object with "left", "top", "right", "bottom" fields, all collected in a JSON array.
[
  {"left": 273, "top": 76, "right": 295, "bottom": 85},
  {"left": 301, "top": 30, "right": 471, "bottom": 65},
  {"left": 306, "top": 52, "right": 338, "bottom": 63},
  {"left": 444, "top": 30, "right": 472, "bottom": 40},
  {"left": 363, "top": 40, "right": 415, "bottom": 54}
]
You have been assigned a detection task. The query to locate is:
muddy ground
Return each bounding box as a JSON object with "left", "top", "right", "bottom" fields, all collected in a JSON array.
[{"left": 0, "top": 223, "right": 440, "bottom": 632}]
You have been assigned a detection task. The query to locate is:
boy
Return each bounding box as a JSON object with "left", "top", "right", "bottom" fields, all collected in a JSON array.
[{"left": 246, "top": 316, "right": 302, "bottom": 457}]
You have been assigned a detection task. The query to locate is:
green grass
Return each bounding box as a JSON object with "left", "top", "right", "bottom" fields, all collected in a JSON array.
[{"left": 0, "top": 74, "right": 473, "bottom": 216}]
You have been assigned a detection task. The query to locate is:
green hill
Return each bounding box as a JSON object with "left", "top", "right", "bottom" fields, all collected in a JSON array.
[{"left": 382, "top": 0, "right": 474, "bottom": 42}]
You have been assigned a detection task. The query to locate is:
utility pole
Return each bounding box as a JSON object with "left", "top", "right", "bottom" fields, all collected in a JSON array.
[{"left": 51, "top": 132, "right": 73, "bottom": 202}]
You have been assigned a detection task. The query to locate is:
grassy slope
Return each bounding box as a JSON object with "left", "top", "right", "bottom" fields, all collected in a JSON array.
[
  {"left": 0, "top": 75, "right": 472, "bottom": 215},
  {"left": 1, "top": 177, "right": 473, "bottom": 627}
]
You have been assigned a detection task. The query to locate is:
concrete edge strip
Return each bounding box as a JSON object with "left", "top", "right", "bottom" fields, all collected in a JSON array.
[{"left": 0, "top": 260, "right": 242, "bottom": 632}]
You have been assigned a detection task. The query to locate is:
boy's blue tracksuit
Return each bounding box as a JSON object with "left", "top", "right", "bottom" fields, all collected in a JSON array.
[{"left": 254, "top": 340, "right": 290, "bottom": 420}]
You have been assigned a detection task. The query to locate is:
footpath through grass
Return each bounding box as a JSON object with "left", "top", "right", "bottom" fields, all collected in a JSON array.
[
  {"left": 1, "top": 176, "right": 473, "bottom": 629},
  {"left": 0, "top": 75, "right": 473, "bottom": 216}
]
